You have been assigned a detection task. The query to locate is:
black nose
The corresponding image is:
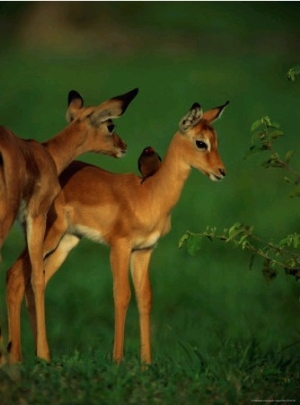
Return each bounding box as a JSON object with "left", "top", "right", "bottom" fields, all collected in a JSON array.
[{"left": 219, "top": 168, "right": 226, "bottom": 177}]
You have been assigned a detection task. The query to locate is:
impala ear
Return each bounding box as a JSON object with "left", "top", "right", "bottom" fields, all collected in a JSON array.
[
  {"left": 179, "top": 102, "right": 203, "bottom": 133},
  {"left": 66, "top": 90, "right": 84, "bottom": 123},
  {"left": 202, "top": 100, "right": 230, "bottom": 123},
  {"left": 90, "top": 88, "right": 139, "bottom": 125}
]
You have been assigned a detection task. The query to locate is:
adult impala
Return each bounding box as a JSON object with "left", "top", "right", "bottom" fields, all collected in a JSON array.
[
  {"left": 0, "top": 88, "right": 138, "bottom": 362},
  {"left": 6, "top": 100, "right": 229, "bottom": 364}
]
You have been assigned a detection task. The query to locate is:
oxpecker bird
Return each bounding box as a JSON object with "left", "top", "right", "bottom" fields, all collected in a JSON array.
[{"left": 138, "top": 146, "right": 162, "bottom": 183}]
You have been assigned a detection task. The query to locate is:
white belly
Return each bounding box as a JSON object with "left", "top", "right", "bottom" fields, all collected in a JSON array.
[
  {"left": 134, "top": 231, "right": 160, "bottom": 250},
  {"left": 71, "top": 224, "right": 108, "bottom": 245}
]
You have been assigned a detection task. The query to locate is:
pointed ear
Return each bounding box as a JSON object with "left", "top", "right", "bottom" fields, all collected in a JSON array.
[
  {"left": 179, "top": 102, "right": 203, "bottom": 133},
  {"left": 202, "top": 101, "right": 230, "bottom": 123},
  {"left": 90, "top": 88, "right": 139, "bottom": 125},
  {"left": 66, "top": 90, "right": 84, "bottom": 123}
]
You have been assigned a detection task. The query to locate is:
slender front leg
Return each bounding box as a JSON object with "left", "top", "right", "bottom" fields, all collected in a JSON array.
[
  {"left": 110, "top": 241, "right": 131, "bottom": 363},
  {"left": 26, "top": 214, "right": 50, "bottom": 362},
  {"left": 25, "top": 233, "right": 81, "bottom": 351},
  {"left": 6, "top": 249, "right": 32, "bottom": 363},
  {"left": 130, "top": 248, "right": 153, "bottom": 365},
  {"left": 7, "top": 205, "right": 71, "bottom": 364}
]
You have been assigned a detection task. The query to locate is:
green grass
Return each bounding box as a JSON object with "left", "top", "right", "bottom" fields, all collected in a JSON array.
[
  {"left": 1, "top": 2, "right": 300, "bottom": 403},
  {"left": 0, "top": 343, "right": 299, "bottom": 405}
]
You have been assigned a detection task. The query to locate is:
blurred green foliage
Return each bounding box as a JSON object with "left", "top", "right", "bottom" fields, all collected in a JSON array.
[
  {"left": 287, "top": 65, "right": 300, "bottom": 81},
  {"left": 0, "top": 4, "right": 299, "bottom": 398}
]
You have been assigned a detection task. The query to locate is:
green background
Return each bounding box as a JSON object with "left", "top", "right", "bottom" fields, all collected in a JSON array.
[{"left": 0, "top": 2, "right": 299, "bottom": 399}]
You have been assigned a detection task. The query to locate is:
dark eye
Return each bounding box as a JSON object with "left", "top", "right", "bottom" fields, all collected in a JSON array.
[
  {"left": 107, "top": 124, "right": 115, "bottom": 133},
  {"left": 196, "top": 140, "right": 207, "bottom": 150}
]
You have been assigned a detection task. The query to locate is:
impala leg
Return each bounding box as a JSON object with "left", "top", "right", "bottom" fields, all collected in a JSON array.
[
  {"left": 130, "top": 248, "right": 153, "bottom": 365},
  {"left": 7, "top": 205, "right": 70, "bottom": 363},
  {"left": 0, "top": 207, "right": 16, "bottom": 262},
  {"left": 26, "top": 214, "right": 50, "bottom": 362},
  {"left": 6, "top": 250, "right": 31, "bottom": 363},
  {"left": 0, "top": 210, "right": 17, "bottom": 365},
  {"left": 110, "top": 242, "right": 131, "bottom": 363},
  {"left": 25, "top": 234, "right": 81, "bottom": 351},
  {"left": 45, "top": 234, "right": 81, "bottom": 284}
]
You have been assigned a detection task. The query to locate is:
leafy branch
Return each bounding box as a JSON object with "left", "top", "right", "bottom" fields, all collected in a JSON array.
[
  {"left": 246, "top": 116, "right": 300, "bottom": 197},
  {"left": 179, "top": 225, "right": 300, "bottom": 282}
]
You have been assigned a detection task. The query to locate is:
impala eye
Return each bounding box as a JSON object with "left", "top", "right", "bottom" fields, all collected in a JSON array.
[
  {"left": 107, "top": 124, "right": 115, "bottom": 133},
  {"left": 196, "top": 140, "right": 207, "bottom": 150}
]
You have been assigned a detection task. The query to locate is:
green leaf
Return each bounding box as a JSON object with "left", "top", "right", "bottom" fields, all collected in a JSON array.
[
  {"left": 287, "top": 71, "right": 295, "bottom": 81},
  {"left": 262, "top": 116, "right": 272, "bottom": 127},
  {"left": 269, "top": 122, "right": 281, "bottom": 129},
  {"left": 287, "top": 66, "right": 300, "bottom": 81},
  {"left": 227, "top": 223, "right": 245, "bottom": 242},
  {"left": 239, "top": 234, "right": 249, "bottom": 249},
  {"left": 178, "top": 233, "right": 189, "bottom": 249},
  {"left": 186, "top": 234, "right": 201, "bottom": 256},
  {"left": 285, "top": 150, "right": 294, "bottom": 163},
  {"left": 250, "top": 119, "right": 263, "bottom": 132},
  {"left": 270, "top": 129, "right": 284, "bottom": 139},
  {"left": 293, "top": 234, "right": 300, "bottom": 249}
]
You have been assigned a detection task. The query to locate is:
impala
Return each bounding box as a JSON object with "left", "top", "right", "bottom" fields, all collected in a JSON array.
[
  {"left": 6, "top": 100, "right": 229, "bottom": 364},
  {"left": 0, "top": 88, "right": 138, "bottom": 362}
]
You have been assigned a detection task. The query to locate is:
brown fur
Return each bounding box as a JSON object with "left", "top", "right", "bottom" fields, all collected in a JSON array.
[
  {"left": 6, "top": 100, "right": 228, "bottom": 364},
  {"left": 1, "top": 88, "right": 138, "bottom": 363}
]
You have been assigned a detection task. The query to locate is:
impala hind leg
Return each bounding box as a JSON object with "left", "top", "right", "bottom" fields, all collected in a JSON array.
[
  {"left": 0, "top": 206, "right": 17, "bottom": 262},
  {"left": 0, "top": 208, "right": 17, "bottom": 365},
  {"left": 110, "top": 242, "right": 132, "bottom": 363},
  {"left": 130, "top": 249, "right": 153, "bottom": 364},
  {"left": 0, "top": 328, "right": 6, "bottom": 366},
  {"left": 6, "top": 250, "right": 32, "bottom": 363}
]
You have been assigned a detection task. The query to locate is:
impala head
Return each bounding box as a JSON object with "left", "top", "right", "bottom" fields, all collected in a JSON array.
[
  {"left": 66, "top": 88, "right": 139, "bottom": 158},
  {"left": 179, "top": 101, "right": 229, "bottom": 181}
]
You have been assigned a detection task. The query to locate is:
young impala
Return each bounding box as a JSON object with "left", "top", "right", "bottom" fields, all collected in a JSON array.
[
  {"left": 0, "top": 88, "right": 138, "bottom": 362},
  {"left": 6, "top": 100, "right": 229, "bottom": 364}
]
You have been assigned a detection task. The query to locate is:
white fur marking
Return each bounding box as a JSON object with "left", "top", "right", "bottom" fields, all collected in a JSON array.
[
  {"left": 134, "top": 231, "right": 160, "bottom": 250},
  {"left": 72, "top": 224, "right": 108, "bottom": 244}
]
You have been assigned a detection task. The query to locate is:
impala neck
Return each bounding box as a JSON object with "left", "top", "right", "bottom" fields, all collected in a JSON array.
[
  {"left": 43, "top": 122, "right": 87, "bottom": 175},
  {"left": 147, "top": 132, "right": 191, "bottom": 213}
]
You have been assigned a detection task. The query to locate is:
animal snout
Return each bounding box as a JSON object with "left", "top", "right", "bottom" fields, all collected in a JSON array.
[{"left": 219, "top": 168, "right": 226, "bottom": 177}]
